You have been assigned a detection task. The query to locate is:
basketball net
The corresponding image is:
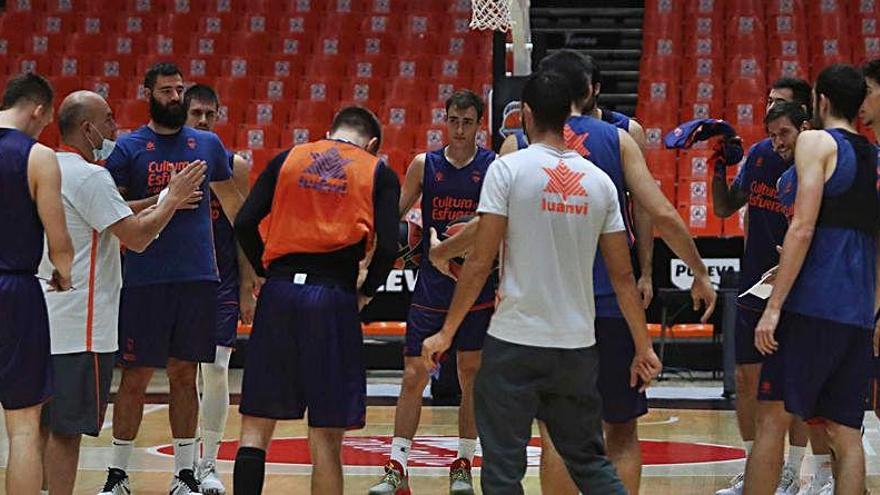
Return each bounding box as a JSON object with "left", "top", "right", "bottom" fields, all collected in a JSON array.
[{"left": 470, "top": 0, "right": 513, "bottom": 32}]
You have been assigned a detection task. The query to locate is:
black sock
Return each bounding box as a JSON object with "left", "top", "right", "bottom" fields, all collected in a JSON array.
[{"left": 234, "top": 446, "right": 266, "bottom": 495}]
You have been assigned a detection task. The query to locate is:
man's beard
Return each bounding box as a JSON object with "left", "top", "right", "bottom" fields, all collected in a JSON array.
[{"left": 149, "top": 96, "right": 187, "bottom": 129}]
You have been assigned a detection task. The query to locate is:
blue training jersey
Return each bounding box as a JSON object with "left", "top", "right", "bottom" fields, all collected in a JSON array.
[
  {"left": 776, "top": 129, "right": 877, "bottom": 328},
  {"left": 410, "top": 146, "right": 496, "bottom": 311},
  {"left": 211, "top": 150, "right": 239, "bottom": 299},
  {"left": 732, "top": 139, "right": 791, "bottom": 310},
  {"left": 105, "top": 125, "right": 232, "bottom": 287},
  {"left": 0, "top": 128, "right": 42, "bottom": 274}
]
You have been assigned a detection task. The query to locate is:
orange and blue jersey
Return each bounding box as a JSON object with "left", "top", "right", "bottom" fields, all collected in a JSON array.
[
  {"left": 776, "top": 129, "right": 879, "bottom": 328},
  {"left": 105, "top": 125, "right": 231, "bottom": 287},
  {"left": 0, "top": 128, "right": 42, "bottom": 274},
  {"left": 732, "top": 139, "right": 791, "bottom": 310},
  {"left": 411, "top": 147, "right": 496, "bottom": 311}
]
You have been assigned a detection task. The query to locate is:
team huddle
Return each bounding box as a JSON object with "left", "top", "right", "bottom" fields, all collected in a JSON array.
[{"left": 0, "top": 46, "right": 879, "bottom": 495}]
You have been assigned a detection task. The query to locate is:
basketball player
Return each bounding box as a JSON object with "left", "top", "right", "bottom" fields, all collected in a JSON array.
[
  {"left": 183, "top": 83, "right": 257, "bottom": 495},
  {"left": 0, "top": 73, "right": 73, "bottom": 495},
  {"left": 367, "top": 89, "right": 494, "bottom": 495},
  {"left": 39, "top": 90, "right": 205, "bottom": 495},
  {"left": 422, "top": 69, "right": 661, "bottom": 494},
  {"left": 99, "top": 63, "right": 245, "bottom": 495},
  {"left": 232, "top": 106, "right": 399, "bottom": 495},
  {"left": 744, "top": 64, "right": 878, "bottom": 495},
  {"left": 486, "top": 50, "right": 714, "bottom": 495},
  {"left": 712, "top": 80, "right": 814, "bottom": 495}
]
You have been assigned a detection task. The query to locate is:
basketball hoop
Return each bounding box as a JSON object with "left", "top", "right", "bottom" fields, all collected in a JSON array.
[{"left": 470, "top": 0, "right": 513, "bottom": 32}]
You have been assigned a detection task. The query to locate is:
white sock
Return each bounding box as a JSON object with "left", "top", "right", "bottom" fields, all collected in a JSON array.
[
  {"left": 458, "top": 438, "right": 477, "bottom": 461},
  {"left": 41, "top": 490, "right": 49, "bottom": 495},
  {"left": 110, "top": 437, "right": 134, "bottom": 472},
  {"left": 813, "top": 454, "right": 832, "bottom": 483},
  {"left": 173, "top": 438, "right": 197, "bottom": 474},
  {"left": 390, "top": 437, "right": 412, "bottom": 470},
  {"left": 743, "top": 440, "right": 754, "bottom": 457},
  {"left": 786, "top": 445, "right": 806, "bottom": 474},
  {"left": 199, "top": 346, "right": 232, "bottom": 465}
]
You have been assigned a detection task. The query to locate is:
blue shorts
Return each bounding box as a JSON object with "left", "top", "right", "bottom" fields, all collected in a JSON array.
[
  {"left": 595, "top": 317, "right": 648, "bottom": 423},
  {"left": 759, "top": 311, "right": 872, "bottom": 429},
  {"left": 735, "top": 305, "right": 764, "bottom": 365},
  {"left": 239, "top": 278, "right": 365, "bottom": 429},
  {"left": 216, "top": 283, "right": 240, "bottom": 348},
  {"left": 0, "top": 274, "right": 52, "bottom": 409},
  {"left": 404, "top": 304, "right": 493, "bottom": 357},
  {"left": 118, "top": 281, "right": 218, "bottom": 368}
]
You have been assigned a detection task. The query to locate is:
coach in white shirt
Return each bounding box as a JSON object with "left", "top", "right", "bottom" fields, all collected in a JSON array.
[
  {"left": 422, "top": 72, "right": 662, "bottom": 494},
  {"left": 37, "top": 91, "right": 206, "bottom": 495}
]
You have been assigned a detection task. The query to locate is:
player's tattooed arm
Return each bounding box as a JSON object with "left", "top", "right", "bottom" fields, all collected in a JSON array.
[
  {"left": 756, "top": 130, "right": 832, "bottom": 355},
  {"left": 399, "top": 153, "right": 425, "bottom": 218},
  {"left": 29, "top": 144, "right": 73, "bottom": 290}
]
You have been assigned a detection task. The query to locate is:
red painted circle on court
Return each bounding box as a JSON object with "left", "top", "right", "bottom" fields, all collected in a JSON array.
[{"left": 156, "top": 436, "right": 744, "bottom": 467}]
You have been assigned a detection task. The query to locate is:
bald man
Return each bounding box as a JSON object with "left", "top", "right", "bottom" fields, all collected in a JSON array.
[{"left": 37, "top": 91, "right": 205, "bottom": 495}]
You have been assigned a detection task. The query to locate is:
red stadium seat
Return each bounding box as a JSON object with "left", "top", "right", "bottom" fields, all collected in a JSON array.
[
  {"left": 638, "top": 77, "right": 678, "bottom": 107},
  {"left": 114, "top": 14, "right": 157, "bottom": 35},
  {"left": 378, "top": 147, "right": 410, "bottom": 179},
  {"left": 645, "top": 149, "right": 677, "bottom": 179},
  {"left": 11, "top": 55, "right": 53, "bottom": 76},
  {"left": 382, "top": 104, "right": 420, "bottom": 127},
  {"left": 306, "top": 55, "right": 347, "bottom": 79},
  {"left": 347, "top": 55, "right": 391, "bottom": 80},
  {"left": 0, "top": 35, "right": 24, "bottom": 58},
  {"left": 767, "top": 14, "right": 807, "bottom": 41},
  {"left": 812, "top": 11, "right": 848, "bottom": 39},
  {"left": 723, "top": 210, "right": 745, "bottom": 237},
  {"left": 682, "top": 77, "right": 724, "bottom": 105},
  {"left": 252, "top": 78, "right": 296, "bottom": 102},
  {"left": 855, "top": 37, "right": 880, "bottom": 65},
  {"left": 25, "top": 33, "right": 66, "bottom": 55},
  {"left": 642, "top": 54, "right": 680, "bottom": 79},
  {"left": 422, "top": 102, "right": 447, "bottom": 126},
  {"left": 236, "top": 125, "right": 281, "bottom": 150},
  {"left": 359, "top": 15, "right": 401, "bottom": 34},
  {"left": 278, "top": 13, "right": 321, "bottom": 34},
  {"left": 635, "top": 100, "right": 678, "bottom": 132},
  {"left": 263, "top": 57, "right": 305, "bottom": 78},
  {"left": 221, "top": 57, "right": 265, "bottom": 78},
  {"left": 325, "top": 0, "right": 367, "bottom": 13},
  {"left": 245, "top": 101, "right": 289, "bottom": 126},
  {"left": 98, "top": 57, "right": 137, "bottom": 78},
  {"left": 242, "top": 13, "right": 275, "bottom": 32},
  {"left": 189, "top": 34, "right": 229, "bottom": 57},
  {"left": 728, "top": 0, "right": 763, "bottom": 16},
  {"left": 396, "top": 32, "right": 442, "bottom": 56},
  {"left": 48, "top": 76, "right": 83, "bottom": 100},
  {"left": 391, "top": 55, "right": 434, "bottom": 79},
  {"left": 39, "top": 13, "right": 77, "bottom": 34},
  {"left": 415, "top": 126, "right": 447, "bottom": 151},
  {"left": 727, "top": 55, "right": 765, "bottom": 81},
  {"left": 106, "top": 34, "right": 147, "bottom": 56},
  {"left": 83, "top": 76, "right": 127, "bottom": 101},
  {"left": 124, "top": 79, "right": 150, "bottom": 101},
  {"left": 52, "top": 55, "right": 92, "bottom": 77},
  {"left": 214, "top": 77, "right": 255, "bottom": 102},
  {"left": 430, "top": 58, "right": 473, "bottom": 80},
  {"left": 227, "top": 31, "right": 270, "bottom": 56},
  {"left": 0, "top": 12, "right": 36, "bottom": 36},
  {"left": 314, "top": 34, "right": 357, "bottom": 56},
  {"left": 116, "top": 99, "right": 149, "bottom": 127},
  {"left": 341, "top": 79, "right": 386, "bottom": 107},
  {"left": 767, "top": 59, "right": 809, "bottom": 83},
  {"left": 681, "top": 100, "right": 725, "bottom": 121},
  {"left": 383, "top": 125, "right": 416, "bottom": 152},
  {"left": 292, "top": 100, "right": 334, "bottom": 126},
  {"left": 197, "top": 13, "right": 239, "bottom": 33},
  {"left": 297, "top": 79, "right": 342, "bottom": 102},
  {"left": 725, "top": 101, "right": 765, "bottom": 128},
  {"left": 768, "top": 36, "right": 808, "bottom": 63},
  {"left": 678, "top": 150, "right": 713, "bottom": 180},
  {"left": 858, "top": 15, "right": 880, "bottom": 37},
  {"left": 368, "top": 0, "right": 407, "bottom": 15},
  {"left": 178, "top": 57, "right": 222, "bottom": 79},
  {"left": 145, "top": 34, "right": 191, "bottom": 56},
  {"left": 39, "top": 122, "right": 60, "bottom": 149},
  {"left": 764, "top": 0, "right": 805, "bottom": 17},
  {"left": 217, "top": 102, "right": 244, "bottom": 127},
  {"left": 282, "top": 123, "right": 324, "bottom": 148},
  {"left": 678, "top": 202, "right": 722, "bottom": 236},
  {"left": 322, "top": 13, "right": 361, "bottom": 33},
  {"left": 355, "top": 33, "right": 397, "bottom": 55},
  {"left": 387, "top": 79, "right": 428, "bottom": 102},
  {"left": 68, "top": 33, "right": 105, "bottom": 53}
]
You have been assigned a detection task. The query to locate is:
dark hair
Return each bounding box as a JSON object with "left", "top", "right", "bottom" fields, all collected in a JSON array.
[
  {"left": 815, "top": 64, "right": 867, "bottom": 122},
  {"left": 143, "top": 62, "right": 183, "bottom": 90},
  {"left": 863, "top": 59, "right": 880, "bottom": 85},
  {"left": 445, "top": 89, "right": 484, "bottom": 121},
  {"left": 183, "top": 84, "right": 219, "bottom": 111},
  {"left": 521, "top": 70, "right": 572, "bottom": 133},
  {"left": 771, "top": 77, "right": 812, "bottom": 114},
  {"left": 331, "top": 105, "right": 382, "bottom": 147},
  {"left": 1, "top": 73, "right": 54, "bottom": 110},
  {"left": 764, "top": 101, "right": 808, "bottom": 130},
  {"left": 537, "top": 49, "right": 596, "bottom": 107}
]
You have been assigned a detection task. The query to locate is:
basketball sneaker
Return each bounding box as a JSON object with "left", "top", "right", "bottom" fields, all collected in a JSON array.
[
  {"left": 449, "top": 457, "right": 475, "bottom": 495},
  {"left": 368, "top": 460, "right": 411, "bottom": 495},
  {"left": 198, "top": 460, "right": 226, "bottom": 495},
  {"left": 97, "top": 468, "right": 131, "bottom": 495},
  {"left": 776, "top": 465, "right": 800, "bottom": 494},
  {"left": 715, "top": 472, "right": 744, "bottom": 494},
  {"left": 169, "top": 468, "right": 201, "bottom": 495},
  {"left": 798, "top": 475, "right": 832, "bottom": 495}
]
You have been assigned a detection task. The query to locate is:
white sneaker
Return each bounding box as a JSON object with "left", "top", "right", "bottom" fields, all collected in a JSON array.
[
  {"left": 798, "top": 476, "right": 832, "bottom": 495},
  {"left": 716, "top": 472, "right": 744, "bottom": 495},
  {"left": 169, "top": 469, "right": 201, "bottom": 494},
  {"left": 776, "top": 465, "right": 800, "bottom": 495},
  {"left": 198, "top": 461, "right": 226, "bottom": 495},
  {"left": 816, "top": 479, "right": 834, "bottom": 495},
  {"left": 98, "top": 468, "right": 131, "bottom": 495}
]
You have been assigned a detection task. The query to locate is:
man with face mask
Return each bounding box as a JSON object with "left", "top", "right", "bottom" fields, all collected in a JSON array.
[
  {"left": 38, "top": 90, "right": 205, "bottom": 495},
  {"left": 99, "top": 63, "right": 245, "bottom": 495}
]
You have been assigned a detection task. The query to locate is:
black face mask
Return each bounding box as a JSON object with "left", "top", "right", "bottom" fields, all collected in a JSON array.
[{"left": 149, "top": 95, "right": 187, "bottom": 129}]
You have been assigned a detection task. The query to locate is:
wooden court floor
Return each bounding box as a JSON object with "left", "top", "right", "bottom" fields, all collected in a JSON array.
[{"left": 4, "top": 406, "right": 880, "bottom": 494}]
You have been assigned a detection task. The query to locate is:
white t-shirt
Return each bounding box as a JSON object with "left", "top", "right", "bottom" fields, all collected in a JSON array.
[
  {"left": 477, "top": 143, "right": 625, "bottom": 349},
  {"left": 38, "top": 151, "right": 133, "bottom": 355}
]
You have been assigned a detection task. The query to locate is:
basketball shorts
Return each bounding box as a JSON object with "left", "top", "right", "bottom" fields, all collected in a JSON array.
[
  {"left": 239, "top": 277, "right": 366, "bottom": 429},
  {"left": 735, "top": 305, "right": 764, "bottom": 365},
  {"left": 216, "top": 283, "right": 240, "bottom": 348},
  {"left": 595, "top": 317, "right": 649, "bottom": 423},
  {"left": 0, "top": 274, "right": 52, "bottom": 409},
  {"left": 404, "top": 304, "right": 493, "bottom": 357},
  {"left": 41, "top": 351, "right": 114, "bottom": 437},
  {"left": 118, "top": 281, "right": 218, "bottom": 368},
  {"left": 758, "top": 311, "right": 872, "bottom": 429}
]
